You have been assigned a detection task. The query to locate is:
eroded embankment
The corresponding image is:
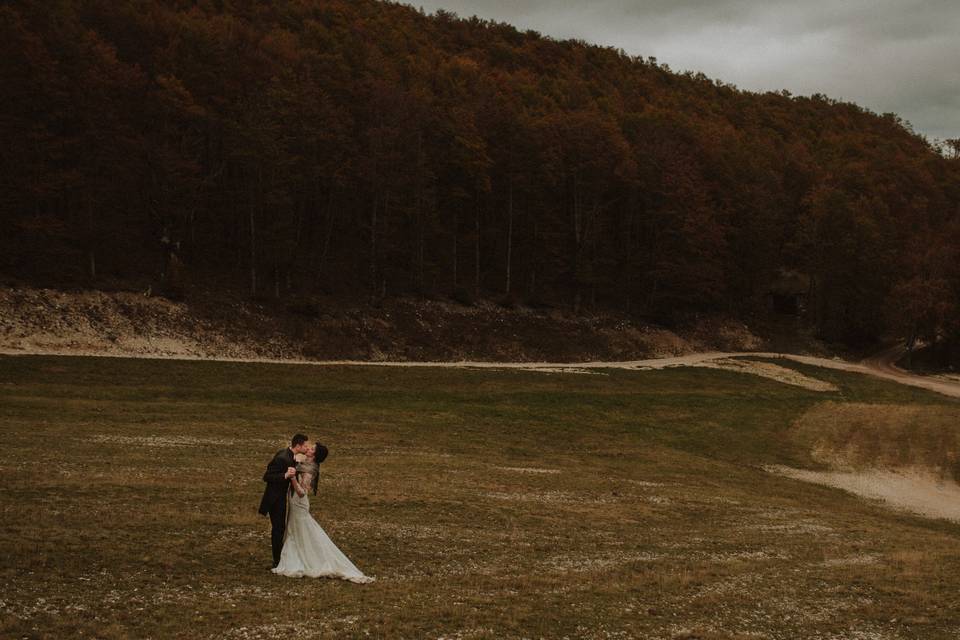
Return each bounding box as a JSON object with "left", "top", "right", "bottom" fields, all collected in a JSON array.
[
  {"left": 0, "top": 286, "right": 765, "bottom": 362},
  {"left": 769, "top": 402, "right": 960, "bottom": 522}
]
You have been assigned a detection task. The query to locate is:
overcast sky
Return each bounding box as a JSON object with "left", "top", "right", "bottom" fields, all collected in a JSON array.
[{"left": 408, "top": 0, "right": 960, "bottom": 141}]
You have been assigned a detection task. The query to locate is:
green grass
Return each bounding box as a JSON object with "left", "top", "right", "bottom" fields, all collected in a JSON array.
[{"left": 2, "top": 355, "right": 960, "bottom": 639}]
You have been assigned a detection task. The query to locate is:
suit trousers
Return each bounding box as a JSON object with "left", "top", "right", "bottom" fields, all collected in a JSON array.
[{"left": 268, "top": 494, "right": 288, "bottom": 567}]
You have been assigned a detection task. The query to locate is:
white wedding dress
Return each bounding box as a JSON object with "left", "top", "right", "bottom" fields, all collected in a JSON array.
[{"left": 272, "top": 464, "right": 374, "bottom": 584}]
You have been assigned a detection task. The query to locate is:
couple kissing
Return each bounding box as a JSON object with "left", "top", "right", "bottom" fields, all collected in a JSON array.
[{"left": 258, "top": 433, "right": 373, "bottom": 583}]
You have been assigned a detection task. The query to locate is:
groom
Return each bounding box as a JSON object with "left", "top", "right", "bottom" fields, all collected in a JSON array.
[{"left": 259, "top": 433, "right": 310, "bottom": 568}]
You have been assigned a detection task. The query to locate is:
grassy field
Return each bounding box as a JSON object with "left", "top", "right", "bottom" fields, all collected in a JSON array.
[{"left": 2, "top": 355, "right": 960, "bottom": 639}]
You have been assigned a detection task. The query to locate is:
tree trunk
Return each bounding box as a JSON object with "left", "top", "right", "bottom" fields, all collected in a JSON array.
[
  {"left": 235, "top": 167, "right": 243, "bottom": 273},
  {"left": 249, "top": 166, "right": 259, "bottom": 296},
  {"left": 318, "top": 187, "right": 335, "bottom": 275},
  {"left": 571, "top": 176, "right": 583, "bottom": 312},
  {"left": 452, "top": 208, "right": 458, "bottom": 291},
  {"left": 505, "top": 180, "right": 513, "bottom": 295},
  {"left": 370, "top": 193, "right": 379, "bottom": 296},
  {"left": 624, "top": 209, "right": 634, "bottom": 313},
  {"left": 416, "top": 130, "right": 425, "bottom": 291},
  {"left": 274, "top": 261, "right": 281, "bottom": 299},
  {"left": 905, "top": 322, "right": 919, "bottom": 370},
  {"left": 417, "top": 207, "right": 425, "bottom": 292},
  {"left": 189, "top": 208, "right": 196, "bottom": 251},
  {"left": 811, "top": 273, "right": 826, "bottom": 337},
  {"left": 382, "top": 195, "right": 390, "bottom": 299},
  {"left": 249, "top": 204, "right": 256, "bottom": 296},
  {"left": 529, "top": 218, "right": 538, "bottom": 297},
  {"left": 86, "top": 194, "right": 96, "bottom": 280},
  {"left": 474, "top": 186, "right": 481, "bottom": 298}
]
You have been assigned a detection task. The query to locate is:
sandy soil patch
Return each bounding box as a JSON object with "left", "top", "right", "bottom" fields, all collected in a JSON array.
[
  {"left": 766, "top": 465, "right": 960, "bottom": 522},
  {"left": 694, "top": 358, "right": 838, "bottom": 391}
]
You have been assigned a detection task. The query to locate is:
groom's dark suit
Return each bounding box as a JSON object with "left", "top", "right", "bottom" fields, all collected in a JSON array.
[{"left": 259, "top": 447, "right": 295, "bottom": 567}]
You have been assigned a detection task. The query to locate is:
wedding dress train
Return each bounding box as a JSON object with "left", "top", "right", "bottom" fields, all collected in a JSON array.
[{"left": 272, "top": 488, "right": 374, "bottom": 583}]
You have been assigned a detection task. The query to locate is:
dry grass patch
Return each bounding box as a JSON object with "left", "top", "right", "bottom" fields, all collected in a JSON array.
[{"left": 791, "top": 401, "right": 960, "bottom": 479}]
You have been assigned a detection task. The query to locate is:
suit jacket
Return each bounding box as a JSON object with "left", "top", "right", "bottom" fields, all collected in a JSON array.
[{"left": 258, "top": 448, "right": 295, "bottom": 515}]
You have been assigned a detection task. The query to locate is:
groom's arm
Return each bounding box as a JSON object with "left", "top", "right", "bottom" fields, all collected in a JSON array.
[{"left": 263, "top": 453, "right": 294, "bottom": 483}]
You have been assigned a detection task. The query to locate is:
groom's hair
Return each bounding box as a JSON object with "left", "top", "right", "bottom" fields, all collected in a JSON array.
[{"left": 291, "top": 434, "right": 308, "bottom": 447}]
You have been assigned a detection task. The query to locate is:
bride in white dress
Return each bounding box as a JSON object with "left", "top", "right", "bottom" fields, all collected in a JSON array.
[{"left": 272, "top": 444, "right": 374, "bottom": 584}]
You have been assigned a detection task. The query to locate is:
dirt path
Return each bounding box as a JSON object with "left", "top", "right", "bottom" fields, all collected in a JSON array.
[
  {"left": 3, "top": 342, "right": 960, "bottom": 398},
  {"left": 784, "top": 348, "right": 960, "bottom": 399}
]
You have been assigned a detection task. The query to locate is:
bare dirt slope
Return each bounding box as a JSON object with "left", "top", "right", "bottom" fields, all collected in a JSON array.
[
  {"left": 0, "top": 286, "right": 765, "bottom": 362},
  {"left": 0, "top": 286, "right": 302, "bottom": 360},
  {"left": 767, "top": 465, "right": 960, "bottom": 522}
]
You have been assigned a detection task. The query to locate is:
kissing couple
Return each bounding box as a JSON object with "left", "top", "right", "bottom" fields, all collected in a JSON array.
[{"left": 258, "top": 433, "right": 374, "bottom": 583}]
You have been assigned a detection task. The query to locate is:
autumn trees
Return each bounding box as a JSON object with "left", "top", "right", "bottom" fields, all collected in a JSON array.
[{"left": 1, "top": 0, "right": 959, "bottom": 351}]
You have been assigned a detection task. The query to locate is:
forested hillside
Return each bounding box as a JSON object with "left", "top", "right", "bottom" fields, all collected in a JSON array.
[{"left": 2, "top": 0, "right": 959, "bottom": 351}]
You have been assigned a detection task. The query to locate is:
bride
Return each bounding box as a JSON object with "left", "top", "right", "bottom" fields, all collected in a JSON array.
[{"left": 272, "top": 443, "right": 374, "bottom": 584}]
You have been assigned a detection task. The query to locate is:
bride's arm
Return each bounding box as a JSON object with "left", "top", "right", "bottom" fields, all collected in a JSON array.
[{"left": 291, "top": 473, "right": 308, "bottom": 497}]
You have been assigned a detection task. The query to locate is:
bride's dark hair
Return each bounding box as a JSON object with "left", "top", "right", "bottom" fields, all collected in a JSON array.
[
  {"left": 313, "top": 444, "right": 329, "bottom": 463},
  {"left": 310, "top": 444, "right": 328, "bottom": 495}
]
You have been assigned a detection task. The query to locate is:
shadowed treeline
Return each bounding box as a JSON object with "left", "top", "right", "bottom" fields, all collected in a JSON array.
[{"left": 1, "top": 0, "right": 959, "bottom": 350}]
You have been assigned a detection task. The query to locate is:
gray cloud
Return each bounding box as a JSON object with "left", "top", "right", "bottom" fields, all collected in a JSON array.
[{"left": 408, "top": 0, "right": 960, "bottom": 140}]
